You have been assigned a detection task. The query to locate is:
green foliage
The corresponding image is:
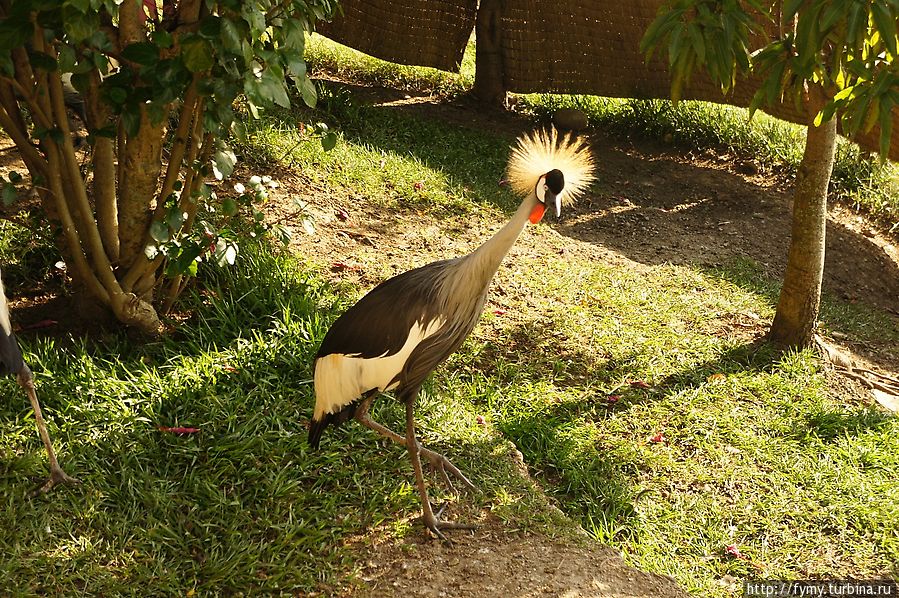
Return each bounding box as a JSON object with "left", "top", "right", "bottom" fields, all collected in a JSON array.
[
  {"left": 0, "top": 0, "right": 341, "bottom": 326},
  {"left": 642, "top": 0, "right": 899, "bottom": 159},
  {"left": 640, "top": 0, "right": 760, "bottom": 101}
]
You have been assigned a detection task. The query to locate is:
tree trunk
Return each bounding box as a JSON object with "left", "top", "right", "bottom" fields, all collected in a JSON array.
[
  {"left": 473, "top": 0, "right": 506, "bottom": 106},
  {"left": 769, "top": 93, "right": 837, "bottom": 348}
]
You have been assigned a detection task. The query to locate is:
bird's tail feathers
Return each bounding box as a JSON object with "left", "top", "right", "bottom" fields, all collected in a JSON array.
[
  {"left": 507, "top": 128, "right": 595, "bottom": 204},
  {"left": 308, "top": 399, "right": 360, "bottom": 449}
]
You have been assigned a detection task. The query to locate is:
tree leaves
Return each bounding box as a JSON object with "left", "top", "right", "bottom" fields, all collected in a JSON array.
[
  {"left": 0, "top": 0, "right": 341, "bottom": 311},
  {"left": 212, "top": 146, "right": 237, "bottom": 180},
  {"left": 122, "top": 42, "right": 159, "bottom": 66},
  {"left": 181, "top": 35, "right": 214, "bottom": 73},
  {"left": 248, "top": 67, "right": 291, "bottom": 108},
  {"left": 641, "top": 0, "right": 758, "bottom": 101},
  {"left": 298, "top": 75, "right": 317, "bottom": 108},
  {"left": 321, "top": 131, "right": 338, "bottom": 151},
  {"left": 643, "top": 0, "right": 899, "bottom": 159}
]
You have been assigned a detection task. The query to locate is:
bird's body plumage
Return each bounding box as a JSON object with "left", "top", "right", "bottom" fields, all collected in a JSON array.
[{"left": 309, "top": 129, "right": 594, "bottom": 538}]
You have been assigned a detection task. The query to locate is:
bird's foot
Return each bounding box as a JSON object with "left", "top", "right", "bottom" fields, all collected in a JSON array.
[
  {"left": 421, "top": 508, "right": 476, "bottom": 543},
  {"left": 29, "top": 466, "right": 80, "bottom": 498},
  {"left": 419, "top": 447, "right": 476, "bottom": 494}
]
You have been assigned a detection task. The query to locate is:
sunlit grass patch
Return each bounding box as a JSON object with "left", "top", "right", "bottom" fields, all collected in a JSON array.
[
  {"left": 238, "top": 98, "right": 519, "bottom": 216},
  {"left": 305, "top": 34, "right": 474, "bottom": 96}
]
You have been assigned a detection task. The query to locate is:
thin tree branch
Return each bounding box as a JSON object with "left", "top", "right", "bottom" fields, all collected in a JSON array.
[
  {"left": 86, "top": 69, "right": 119, "bottom": 262},
  {"left": 153, "top": 78, "right": 200, "bottom": 220},
  {"left": 0, "top": 103, "right": 49, "bottom": 173},
  {"left": 0, "top": 79, "right": 30, "bottom": 137},
  {"left": 43, "top": 146, "right": 110, "bottom": 304},
  {"left": 27, "top": 31, "right": 54, "bottom": 131},
  {"left": 181, "top": 132, "right": 213, "bottom": 232},
  {"left": 47, "top": 66, "right": 122, "bottom": 296},
  {"left": 0, "top": 75, "right": 52, "bottom": 129}
]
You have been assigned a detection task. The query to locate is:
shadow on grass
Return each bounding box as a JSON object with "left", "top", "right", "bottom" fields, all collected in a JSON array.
[
  {"left": 551, "top": 140, "right": 899, "bottom": 321},
  {"left": 471, "top": 320, "right": 894, "bottom": 544},
  {"left": 793, "top": 407, "right": 895, "bottom": 442}
]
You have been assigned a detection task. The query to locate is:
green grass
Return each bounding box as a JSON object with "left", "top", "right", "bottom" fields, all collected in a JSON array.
[
  {"left": 2, "top": 40, "right": 898, "bottom": 596},
  {"left": 238, "top": 85, "right": 898, "bottom": 593},
  {"left": 452, "top": 255, "right": 899, "bottom": 593},
  {"left": 238, "top": 91, "right": 517, "bottom": 219},
  {"left": 0, "top": 239, "right": 565, "bottom": 594}
]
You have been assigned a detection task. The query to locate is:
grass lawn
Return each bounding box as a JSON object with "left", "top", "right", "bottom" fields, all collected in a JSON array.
[{"left": 0, "top": 36, "right": 897, "bottom": 596}]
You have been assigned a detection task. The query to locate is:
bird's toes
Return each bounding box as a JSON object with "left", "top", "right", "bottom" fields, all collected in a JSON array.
[
  {"left": 28, "top": 468, "right": 80, "bottom": 498},
  {"left": 420, "top": 510, "right": 476, "bottom": 542},
  {"left": 422, "top": 450, "right": 476, "bottom": 493}
]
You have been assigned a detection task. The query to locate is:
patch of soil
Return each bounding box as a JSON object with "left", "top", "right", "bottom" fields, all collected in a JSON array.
[{"left": 349, "top": 517, "right": 687, "bottom": 598}]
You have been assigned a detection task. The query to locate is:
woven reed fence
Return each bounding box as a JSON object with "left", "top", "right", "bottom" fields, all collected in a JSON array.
[{"left": 319, "top": 0, "right": 899, "bottom": 161}]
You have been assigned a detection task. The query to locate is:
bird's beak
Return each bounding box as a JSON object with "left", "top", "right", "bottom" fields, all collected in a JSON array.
[{"left": 545, "top": 190, "right": 561, "bottom": 218}]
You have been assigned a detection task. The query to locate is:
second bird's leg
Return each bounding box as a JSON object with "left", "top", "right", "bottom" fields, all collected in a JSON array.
[
  {"left": 404, "top": 396, "right": 475, "bottom": 541},
  {"left": 18, "top": 366, "right": 80, "bottom": 497},
  {"left": 355, "top": 396, "right": 475, "bottom": 492}
]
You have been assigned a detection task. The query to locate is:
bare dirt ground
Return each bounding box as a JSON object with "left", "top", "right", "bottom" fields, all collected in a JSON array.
[{"left": 348, "top": 517, "right": 687, "bottom": 598}]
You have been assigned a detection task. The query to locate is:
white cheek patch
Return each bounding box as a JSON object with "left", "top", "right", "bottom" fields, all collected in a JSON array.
[
  {"left": 313, "top": 317, "right": 445, "bottom": 418},
  {"left": 535, "top": 176, "right": 547, "bottom": 203}
]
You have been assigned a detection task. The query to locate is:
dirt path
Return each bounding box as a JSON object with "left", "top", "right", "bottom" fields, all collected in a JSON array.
[{"left": 350, "top": 518, "right": 687, "bottom": 598}]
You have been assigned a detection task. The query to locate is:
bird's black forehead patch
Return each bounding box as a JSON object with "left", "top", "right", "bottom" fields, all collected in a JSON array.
[{"left": 545, "top": 169, "right": 565, "bottom": 194}]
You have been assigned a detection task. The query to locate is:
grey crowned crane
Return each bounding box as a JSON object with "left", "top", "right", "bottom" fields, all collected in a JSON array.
[
  {"left": 1, "top": 268, "right": 79, "bottom": 495},
  {"left": 310, "top": 129, "right": 595, "bottom": 539}
]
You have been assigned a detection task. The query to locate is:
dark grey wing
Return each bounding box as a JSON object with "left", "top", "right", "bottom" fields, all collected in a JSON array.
[
  {"left": 397, "top": 291, "right": 489, "bottom": 393},
  {"left": 315, "top": 258, "right": 455, "bottom": 360},
  {"left": 0, "top": 331, "right": 24, "bottom": 377}
]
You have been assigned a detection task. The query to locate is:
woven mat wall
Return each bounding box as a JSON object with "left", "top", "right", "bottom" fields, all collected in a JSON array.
[
  {"left": 318, "top": 0, "right": 899, "bottom": 160},
  {"left": 500, "top": 0, "right": 899, "bottom": 160},
  {"left": 317, "top": 0, "right": 477, "bottom": 72}
]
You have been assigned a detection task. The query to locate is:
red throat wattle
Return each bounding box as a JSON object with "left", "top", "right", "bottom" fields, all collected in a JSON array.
[{"left": 529, "top": 203, "right": 546, "bottom": 224}]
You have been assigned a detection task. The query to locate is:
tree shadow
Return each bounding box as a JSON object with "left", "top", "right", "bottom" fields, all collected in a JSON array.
[{"left": 556, "top": 142, "right": 899, "bottom": 316}]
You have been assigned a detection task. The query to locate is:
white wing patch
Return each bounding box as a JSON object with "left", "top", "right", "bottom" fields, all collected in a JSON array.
[
  {"left": 0, "top": 270, "right": 11, "bottom": 336},
  {"left": 313, "top": 317, "right": 445, "bottom": 419}
]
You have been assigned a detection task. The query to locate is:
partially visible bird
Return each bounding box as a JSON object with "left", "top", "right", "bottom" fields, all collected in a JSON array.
[
  {"left": 1, "top": 268, "right": 78, "bottom": 495},
  {"left": 310, "top": 129, "right": 595, "bottom": 539}
]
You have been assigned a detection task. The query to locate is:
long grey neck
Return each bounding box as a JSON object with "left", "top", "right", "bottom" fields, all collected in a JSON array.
[{"left": 463, "top": 194, "right": 537, "bottom": 288}]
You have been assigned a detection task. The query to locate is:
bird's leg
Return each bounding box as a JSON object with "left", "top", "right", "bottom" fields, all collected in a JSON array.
[
  {"left": 17, "top": 366, "right": 79, "bottom": 496},
  {"left": 355, "top": 396, "right": 475, "bottom": 492},
  {"left": 404, "top": 396, "right": 475, "bottom": 541}
]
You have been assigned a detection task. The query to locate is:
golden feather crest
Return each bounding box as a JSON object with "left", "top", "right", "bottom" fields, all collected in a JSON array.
[{"left": 506, "top": 128, "right": 595, "bottom": 205}]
